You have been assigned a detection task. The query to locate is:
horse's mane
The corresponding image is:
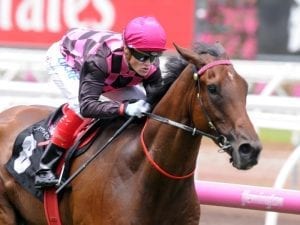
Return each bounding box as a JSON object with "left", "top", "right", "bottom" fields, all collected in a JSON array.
[{"left": 146, "top": 42, "right": 224, "bottom": 105}]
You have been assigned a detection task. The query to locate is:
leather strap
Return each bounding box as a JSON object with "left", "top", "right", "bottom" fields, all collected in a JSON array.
[
  {"left": 44, "top": 189, "right": 62, "bottom": 225},
  {"left": 197, "top": 60, "right": 232, "bottom": 76}
]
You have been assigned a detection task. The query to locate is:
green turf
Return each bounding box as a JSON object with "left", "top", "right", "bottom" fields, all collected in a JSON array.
[{"left": 259, "top": 128, "right": 292, "bottom": 143}]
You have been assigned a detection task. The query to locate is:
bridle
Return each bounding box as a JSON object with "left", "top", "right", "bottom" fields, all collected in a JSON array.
[
  {"left": 193, "top": 59, "right": 233, "bottom": 152},
  {"left": 141, "top": 59, "right": 233, "bottom": 179}
]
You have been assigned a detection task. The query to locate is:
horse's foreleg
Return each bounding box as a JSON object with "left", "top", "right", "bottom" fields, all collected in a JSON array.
[{"left": 0, "top": 192, "right": 17, "bottom": 225}]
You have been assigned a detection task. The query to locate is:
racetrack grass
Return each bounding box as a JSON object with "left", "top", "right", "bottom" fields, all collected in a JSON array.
[{"left": 259, "top": 128, "right": 292, "bottom": 143}]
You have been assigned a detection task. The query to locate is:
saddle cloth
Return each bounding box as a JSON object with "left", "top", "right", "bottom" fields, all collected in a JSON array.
[{"left": 5, "top": 105, "right": 98, "bottom": 201}]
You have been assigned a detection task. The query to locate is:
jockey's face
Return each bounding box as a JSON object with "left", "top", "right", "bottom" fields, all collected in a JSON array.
[{"left": 124, "top": 47, "right": 161, "bottom": 77}]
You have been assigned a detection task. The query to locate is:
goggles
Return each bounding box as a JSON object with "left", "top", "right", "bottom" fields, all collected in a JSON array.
[{"left": 129, "top": 48, "right": 162, "bottom": 63}]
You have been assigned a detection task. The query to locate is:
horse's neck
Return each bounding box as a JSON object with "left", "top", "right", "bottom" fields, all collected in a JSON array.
[{"left": 143, "top": 67, "right": 201, "bottom": 182}]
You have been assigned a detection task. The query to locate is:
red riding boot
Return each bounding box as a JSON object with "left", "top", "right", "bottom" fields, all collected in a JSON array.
[{"left": 34, "top": 107, "right": 84, "bottom": 188}]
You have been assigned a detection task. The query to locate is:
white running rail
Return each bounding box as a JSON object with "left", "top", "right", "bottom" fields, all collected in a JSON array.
[{"left": 264, "top": 146, "right": 300, "bottom": 225}]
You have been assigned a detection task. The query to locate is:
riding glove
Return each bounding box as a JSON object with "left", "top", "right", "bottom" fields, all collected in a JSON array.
[{"left": 125, "top": 100, "right": 151, "bottom": 118}]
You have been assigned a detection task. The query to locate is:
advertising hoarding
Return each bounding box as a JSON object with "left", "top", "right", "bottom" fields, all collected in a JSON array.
[{"left": 0, "top": 0, "right": 194, "bottom": 50}]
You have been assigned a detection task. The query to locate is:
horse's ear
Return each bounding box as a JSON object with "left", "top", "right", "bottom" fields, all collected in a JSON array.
[
  {"left": 214, "top": 41, "right": 228, "bottom": 58},
  {"left": 173, "top": 43, "right": 206, "bottom": 66}
]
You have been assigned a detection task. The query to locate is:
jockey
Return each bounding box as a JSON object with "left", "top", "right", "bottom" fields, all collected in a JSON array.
[{"left": 34, "top": 16, "right": 167, "bottom": 188}]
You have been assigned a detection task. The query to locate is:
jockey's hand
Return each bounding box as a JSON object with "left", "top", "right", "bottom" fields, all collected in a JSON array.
[{"left": 125, "top": 100, "right": 150, "bottom": 118}]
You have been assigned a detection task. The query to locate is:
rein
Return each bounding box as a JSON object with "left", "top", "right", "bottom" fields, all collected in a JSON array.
[
  {"left": 56, "top": 117, "right": 134, "bottom": 194},
  {"left": 143, "top": 112, "right": 231, "bottom": 151},
  {"left": 140, "top": 122, "right": 195, "bottom": 180},
  {"left": 140, "top": 59, "right": 233, "bottom": 180},
  {"left": 144, "top": 112, "right": 226, "bottom": 143},
  {"left": 56, "top": 60, "right": 235, "bottom": 186}
]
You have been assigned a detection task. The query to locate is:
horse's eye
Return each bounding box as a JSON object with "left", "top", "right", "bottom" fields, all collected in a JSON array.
[{"left": 207, "top": 84, "right": 218, "bottom": 94}]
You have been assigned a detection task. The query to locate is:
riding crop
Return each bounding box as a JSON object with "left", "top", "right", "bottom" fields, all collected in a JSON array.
[{"left": 56, "top": 116, "right": 134, "bottom": 194}]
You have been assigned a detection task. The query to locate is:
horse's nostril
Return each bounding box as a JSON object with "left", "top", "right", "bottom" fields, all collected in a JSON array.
[{"left": 239, "top": 143, "right": 252, "bottom": 155}]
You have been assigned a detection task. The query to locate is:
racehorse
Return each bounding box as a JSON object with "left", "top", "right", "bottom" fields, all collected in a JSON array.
[{"left": 0, "top": 42, "right": 262, "bottom": 225}]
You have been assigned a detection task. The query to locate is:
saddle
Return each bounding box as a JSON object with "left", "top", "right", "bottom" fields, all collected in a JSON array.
[
  {"left": 5, "top": 104, "right": 103, "bottom": 200},
  {"left": 5, "top": 104, "right": 135, "bottom": 225}
]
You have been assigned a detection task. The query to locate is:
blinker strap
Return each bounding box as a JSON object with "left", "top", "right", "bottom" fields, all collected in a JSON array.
[{"left": 197, "top": 60, "right": 232, "bottom": 76}]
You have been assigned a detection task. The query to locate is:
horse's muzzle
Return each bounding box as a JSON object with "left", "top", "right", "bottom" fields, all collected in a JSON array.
[{"left": 231, "top": 142, "right": 262, "bottom": 170}]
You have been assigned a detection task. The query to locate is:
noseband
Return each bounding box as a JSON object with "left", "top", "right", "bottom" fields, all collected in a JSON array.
[{"left": 141, "top": 60, "right": 233, "bottom": 180}]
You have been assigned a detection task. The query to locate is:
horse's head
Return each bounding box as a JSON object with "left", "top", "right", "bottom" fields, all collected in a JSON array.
[{"left": 174, "top": 42, "right": 262, "bottom": 170}]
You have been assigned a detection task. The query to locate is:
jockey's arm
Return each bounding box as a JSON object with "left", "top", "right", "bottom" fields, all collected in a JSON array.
[{"left": 79, "top": 59, "right": 122, "bottom": 119}]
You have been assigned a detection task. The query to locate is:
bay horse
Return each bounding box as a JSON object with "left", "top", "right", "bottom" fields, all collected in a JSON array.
[{"left": 0, "top": 42, "right": 261, "bottom": 225}]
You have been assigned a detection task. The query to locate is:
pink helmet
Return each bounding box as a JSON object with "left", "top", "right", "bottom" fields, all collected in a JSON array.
[{"left": 123, "top": 16, "right": 167, "bottom": 52}]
